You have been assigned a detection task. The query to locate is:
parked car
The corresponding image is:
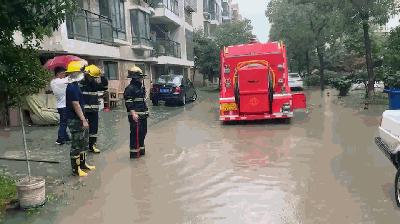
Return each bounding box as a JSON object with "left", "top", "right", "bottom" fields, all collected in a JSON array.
[
  {"left": 375, "top": 110, "right": 400, "bottom": 207},
  {"left": 288, "top": 73, "right": 304, "bottom": 90},
  {"left": 150, "top": 74, "right": 197, "bottom": 106}
]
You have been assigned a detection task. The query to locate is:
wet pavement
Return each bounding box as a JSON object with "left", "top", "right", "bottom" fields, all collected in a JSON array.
[{"left": 3, "top": 88, "right": 400, "bottom": 223}]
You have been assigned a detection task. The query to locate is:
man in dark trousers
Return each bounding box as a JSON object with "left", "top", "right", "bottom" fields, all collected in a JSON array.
[
  {"left": 81, "top": 65, "right": 108, "bottom": 154},
  {"left": 124, "top": 65, "right": 149, "bottom": 159},
  {"left": 65, "top": 61, "right": 95, "bottom": 177}
]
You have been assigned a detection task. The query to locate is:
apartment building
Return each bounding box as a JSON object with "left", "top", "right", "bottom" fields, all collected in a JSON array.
[
  {"left": 192, "top": 0, "right": 223, "bottom": 37},
  {"left": 38, "top": 0, "right": 196, "bottom": 96}
]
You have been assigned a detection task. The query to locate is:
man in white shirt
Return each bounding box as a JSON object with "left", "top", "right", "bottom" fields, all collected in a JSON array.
[{"left": 50, "top": 67, "right": 70, "bottom": 145}]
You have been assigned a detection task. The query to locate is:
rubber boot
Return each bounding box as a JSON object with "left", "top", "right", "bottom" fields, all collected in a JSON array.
[
  {"left": 90, "top": 145, "right": 101, "bottom": 154},
  {"left": 139, "top": 146, "right": 145, "bottom": 156},
  {"left": 130, "top": 149, "right": 140, "bottom": 159},
  {"left": 80, "top": 152, "right": 96, "bottom": 171},
  {"left": 71, "top": 155, "right": 88, "bottom": 177}
]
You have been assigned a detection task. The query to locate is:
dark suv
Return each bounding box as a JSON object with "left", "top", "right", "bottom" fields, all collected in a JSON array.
[{"left": 150, "top": 74, "right": 197, "bottom": 106}]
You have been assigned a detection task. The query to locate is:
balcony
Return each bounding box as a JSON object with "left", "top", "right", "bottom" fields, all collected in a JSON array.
[
  {"left": 132, "top": 37, "right": 153, "bottom": 50},
  {"left": 149, "top": 0, "right": 181, "bottom": 27},
  {"left": 184, "top": 0, "right": 197, "bottom": 13},
  {"left": 152, "top": 39, "right": 181, "bottom": 58},
  {"left": 66, "top": 9, "right": 114, "bottom": 46}
]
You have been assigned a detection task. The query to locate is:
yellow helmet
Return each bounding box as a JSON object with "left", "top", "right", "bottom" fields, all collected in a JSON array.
[
  {"left": 85, "top": 65, "right": 102, "bottom": 77},
  {"left": 65, "top": 61, "right": 86, "bottom": 74},
  {"left": 128, "top": 65, "right": 145, "bottom": 78}
]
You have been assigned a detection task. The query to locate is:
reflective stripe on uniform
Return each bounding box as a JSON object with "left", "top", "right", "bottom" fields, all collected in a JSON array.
[
  {"left": 89, "top": 134, "right": 98, "bottom": 138},
  {"left": 126, "top": 99, "right": 134, "bottom": 103},
  {"left": 82, "top": 91, "right": 98, "bottom": 96},
  {"left": 134, "top": 98, "right": 144, "bottom": 102},
  {"left": 127, "top": 111, "right": 149, "bottom": 115},
  {"left": 130, "top": 149, "right": 140, "bottom": 153},
  {"left": 84, "top": 105, "right": 99, "bottom": 109}
]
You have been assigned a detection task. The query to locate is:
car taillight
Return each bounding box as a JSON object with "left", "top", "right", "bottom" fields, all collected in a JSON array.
[{"left": 174, "top": 86, "right": 181, "bottom": 93}]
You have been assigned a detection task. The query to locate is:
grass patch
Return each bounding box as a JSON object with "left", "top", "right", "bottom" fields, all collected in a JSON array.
[{"left": 0, "top": 174, "right": 16, "bottom": 216}]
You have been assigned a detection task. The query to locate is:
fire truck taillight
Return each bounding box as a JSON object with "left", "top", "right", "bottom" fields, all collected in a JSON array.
[
  {"left": 224, "top": 65, "right": 231, "bottom": 74},
  {"left": 282, "top": 103, "right": 291, "bottom": 114},
  {"left": 225, "top": 79, "right": 232, "bottom": 88}
]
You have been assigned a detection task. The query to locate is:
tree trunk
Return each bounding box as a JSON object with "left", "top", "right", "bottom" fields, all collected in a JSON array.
[
  {"left": 362, "top": 19, "right": 375, "bottom": 99},
  {"left": 305, "top": 51, "right": 311, "bottom": 77},
  {"left": 0, "top": 92, "right": 9, "bottom": 128},
  {"left": 316, "top": 46, "right": 325, "bottom": 91}
]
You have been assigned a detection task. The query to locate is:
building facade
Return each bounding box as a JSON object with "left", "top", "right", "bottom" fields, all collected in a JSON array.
[{"left": 39, "top": 0, "right": 196, "bottom": 96}]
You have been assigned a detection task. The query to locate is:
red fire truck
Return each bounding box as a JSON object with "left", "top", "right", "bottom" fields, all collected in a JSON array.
[{"left": 219, "top": 41, "right": 307, "bottom": 122}]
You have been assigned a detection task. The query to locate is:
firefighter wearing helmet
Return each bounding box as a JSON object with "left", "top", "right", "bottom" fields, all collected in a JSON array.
[
  {"left": 65, "top": 61, "right": 95, "bottom": 177},
  {"left": 80, "top": 65, "right": 108, "bottom": 154},
  {"left": 124, "top": 65, "right": 149, "bottom": 159}
]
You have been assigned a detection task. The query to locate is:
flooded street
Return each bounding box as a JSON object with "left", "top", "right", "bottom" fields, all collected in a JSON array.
[{"left": 3, "top": 89, "right": 400, "bottom": 223}]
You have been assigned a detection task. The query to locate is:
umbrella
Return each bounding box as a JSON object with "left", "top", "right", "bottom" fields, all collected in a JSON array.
[{"left": 44, "top": 55, "right": 88, "bottom": 71}]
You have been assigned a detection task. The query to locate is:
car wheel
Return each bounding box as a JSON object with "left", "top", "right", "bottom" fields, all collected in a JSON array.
[
  {"left": 395, "top": 169, "right": 400, "bottom": 207},
  {"left": 192, "top": 92, "right": 198, "bottom": 101},
  {"left": 152, "top": 99, "right": 159, "bottom": 106}
]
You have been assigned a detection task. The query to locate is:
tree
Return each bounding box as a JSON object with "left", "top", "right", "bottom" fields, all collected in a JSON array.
[
  {"left": 193, "top": 30, "right": 220, "bottom": 85},
  {"left": 193, "top": 21, "right": 254, "bottom": 85},
  {"left": 214, "top": 19, "right": 254, "bottom": 48},
  {"left": 340, "top": 0, "right": 399, "bottom": 98},
  {"left": 0, "top": 0, "right": 75, "bottom": 127},
  {"left": 384, "top": 26, "right": 400, "bottom": 72}
]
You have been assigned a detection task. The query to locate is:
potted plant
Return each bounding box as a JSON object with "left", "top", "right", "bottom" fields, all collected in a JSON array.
[{"left": 382, "top": 72, "right": 400, "bottom": 109}]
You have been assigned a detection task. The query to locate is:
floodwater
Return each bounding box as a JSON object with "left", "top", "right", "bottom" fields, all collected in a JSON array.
[{"left": 3, "top": 89, "right": 400, "bottom": 223}]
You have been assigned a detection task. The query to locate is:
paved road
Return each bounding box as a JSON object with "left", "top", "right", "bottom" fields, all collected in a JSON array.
[{"left": 4, "top": 89, "right": 400, "bottom": 223}]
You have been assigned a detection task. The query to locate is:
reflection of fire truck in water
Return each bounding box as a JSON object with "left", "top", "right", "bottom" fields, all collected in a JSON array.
[{"left": 219, "top": 41, "right": 307, "bottom": 122}]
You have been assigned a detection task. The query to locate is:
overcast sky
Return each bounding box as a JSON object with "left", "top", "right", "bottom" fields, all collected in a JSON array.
[{"left": 234, "top": 0, "right": 270, "bottom": 42}]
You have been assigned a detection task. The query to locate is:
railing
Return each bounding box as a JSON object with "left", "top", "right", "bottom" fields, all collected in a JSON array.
[
  {"left": 132, "top": 37, "right": 153, "bottom": 47},
  {"left": 149, "top": 0, "right": 180, "bottom": 16},
  {"left": 66, "top": 8, "right": 114, "bottom": 46},
  {"left": 152, "top": 39, "right": 181, "bottom": 58}
]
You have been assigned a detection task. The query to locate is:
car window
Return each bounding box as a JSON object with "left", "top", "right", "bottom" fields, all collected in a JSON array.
[{"left": 157, "top": 75, "right": 182, "bottom": 85}]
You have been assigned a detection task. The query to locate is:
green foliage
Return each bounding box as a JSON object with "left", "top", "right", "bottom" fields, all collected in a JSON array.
[
  {"left": 0, "top": 174, "right": 16, "bottom": 217},
  {"left": 193, "top": 30, "right": 220, "bottom": 79},
  {"left": 193, "top": 21, "right": 254, "bottom": 81},
  {"left": 329, "top": 75, "right": 353, "bottom": 96},
  {"left": 0, "top": 0, "right": 75, "bottom": 123},
  {"left": 214, "top": 19, "right": 254, "bottom": 48},
  {"left": 382, "top": 71, "right": 400, "bottom": 89},
  {"left": 384, "top": 26, "right": 400, "bottom": 72},
  {"left": 303, "top": 74, "right": 320, "bottom": 87}
]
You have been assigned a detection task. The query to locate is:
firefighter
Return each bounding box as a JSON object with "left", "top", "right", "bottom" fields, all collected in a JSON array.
[
  {"left": 124, "top": 65, "right": 149, "bottom": 159},
  {"left": 65, "top": 61, "right": 95, "bottom": 177},
  {"left": 81, "top": 65, "right": 108, "bottom": 154}
]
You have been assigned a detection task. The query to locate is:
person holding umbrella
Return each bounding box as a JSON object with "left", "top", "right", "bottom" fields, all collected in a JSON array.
[
  {"left": 50, "top": 67, "right": 70, "bottom": 145},
  {"left": 65, "top": 61, "right": 95, "bottom": 177}
]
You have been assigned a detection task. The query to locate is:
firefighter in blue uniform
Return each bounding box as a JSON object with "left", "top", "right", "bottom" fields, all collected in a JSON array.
[
  {"left": 124, "top": 65, "right": 149, "bottom": 159},
  {"left": 80, "top": 65, "right": 108, "bottom": 154}
]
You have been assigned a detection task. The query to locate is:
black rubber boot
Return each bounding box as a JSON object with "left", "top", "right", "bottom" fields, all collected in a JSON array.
[
  {"left": 130, "top": 149, "right": 140, "bottom": 159},
  {"left": 71, "top": 155, "right": 87, "bottom": 177},
  {"left": 139, "top": 147, "right": 145, "bottom": 156},
  {"left": 80, "top": 152, "right": 96, "bottom": 171}
]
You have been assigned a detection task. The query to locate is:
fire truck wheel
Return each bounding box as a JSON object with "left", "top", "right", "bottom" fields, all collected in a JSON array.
[
  {"left": 395, "top": 168, "right": 400, "bottom": 207},
  {"left": 283, "top": 118, "right": 292, "bottom": 124}
]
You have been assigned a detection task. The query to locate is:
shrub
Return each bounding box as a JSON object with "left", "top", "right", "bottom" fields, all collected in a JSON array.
[
  {"left": 382, "top": 71, "right": 400, "bottom": 89},
  {"left": 329, "top": 76, "right": 353, "bottom": 96},
  {"left": 304, "top": 74, "right": 320, "bottom": 87}
]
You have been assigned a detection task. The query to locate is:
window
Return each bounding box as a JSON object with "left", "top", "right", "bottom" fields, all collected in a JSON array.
[
  {"left": 104, "top": 62, "right": 119, "bottom": 80},
  {"left": 130, "top": 9, "right": 151, "bottom": 45},
  {"left": 185, "top": 29, "right": 194, "bottom": 61},
  {"left": 100, "top": 0, "right": 126, "bottom": 40}
]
